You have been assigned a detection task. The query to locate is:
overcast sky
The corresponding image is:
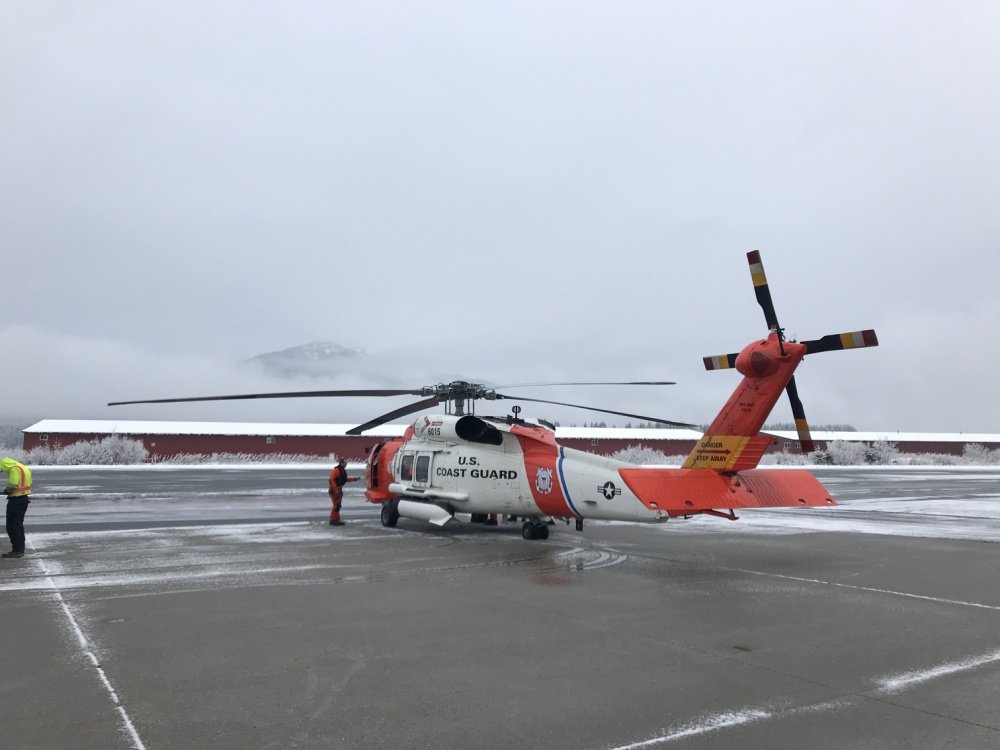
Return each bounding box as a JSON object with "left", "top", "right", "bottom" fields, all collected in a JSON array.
[{"left": 2, "top": 2, "right": 999, "bottom": 432}]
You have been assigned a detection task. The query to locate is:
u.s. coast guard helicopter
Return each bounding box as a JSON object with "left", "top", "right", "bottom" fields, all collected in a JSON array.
[{"left": 111, "top": 251, "right": 877, "bottom": 540}]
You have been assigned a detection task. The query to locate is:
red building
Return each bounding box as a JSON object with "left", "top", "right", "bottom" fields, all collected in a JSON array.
[
  {"left": 21, "top": 420, "right": 1000, "bottom": 460},
  {"left": 22, "top": 420, "right": 391, "bottom": 461}
]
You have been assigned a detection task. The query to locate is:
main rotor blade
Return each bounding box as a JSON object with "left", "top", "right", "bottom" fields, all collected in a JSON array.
[
  {"left": 346, "top": 397, "right": 442, "bottom": 435},
  {"left": 784, "top": 376, "right": 815, "bottom": 453},
  {"left": 747, "top": 250, "right": 781, "bottom": 332},
  {"left": 108, "top": 389, "right": 423, "bottom": 406},
  {"left": 496, "top": 381, "right": 676, "bottom": 388},
  {"left": 804, "top": 329, "right": 879, "bottom": 355},
  {"left": 493, "top": 393, "right": 695, "bottom": 428}
]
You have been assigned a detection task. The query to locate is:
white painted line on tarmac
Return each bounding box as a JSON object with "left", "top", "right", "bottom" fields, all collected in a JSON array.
[
  {"left": 603, "top": 698, "right": 853, "bottom": 749},
  {"left": 604, "top": 642, "right": 1000, "bottom": 749},
  {"left": 734, "top": 569, "right": 1000, "bottom": 611},
  {"left": 0, "top": 563, "right": 340, "bottom": 593},
  {"left": 877, "top": 648, "right": 1000, "bottom": 693},
  {"left": 27, "top": 540, "right": 148, "bottom": 750},
  {"left": 606, "top": 709, "right": 771, "bottom": 749}
]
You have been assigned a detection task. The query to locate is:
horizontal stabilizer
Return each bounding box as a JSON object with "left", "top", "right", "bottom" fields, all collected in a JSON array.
[{"left": 618, "top": 468, "right": 835, "bottom": 515}]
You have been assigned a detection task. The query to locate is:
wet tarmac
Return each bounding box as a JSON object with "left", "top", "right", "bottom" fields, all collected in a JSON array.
[{"left": 2, "top": 466, "right": 999, "bottom": 749}]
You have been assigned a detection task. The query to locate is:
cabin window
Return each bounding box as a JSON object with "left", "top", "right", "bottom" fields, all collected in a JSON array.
[
  {"left": 591, "top": 439, "right": 599, "bottom": 446},
  {"left": 39, "top": 434, "right": 48, "bottom": 442},
  {"left": 415, "top": 455, "right": 430, "bottom": 482},
  {"left": 266, "top": 436, "right": 276, "bottom": 445},
  {"left": 400, "top": 453, "right": 414, "bottom": 481}
]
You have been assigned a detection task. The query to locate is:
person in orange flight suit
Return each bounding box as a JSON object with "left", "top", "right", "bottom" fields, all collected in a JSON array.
[{"left": 328, "top": 457, "right": 359, "bottom": 526}]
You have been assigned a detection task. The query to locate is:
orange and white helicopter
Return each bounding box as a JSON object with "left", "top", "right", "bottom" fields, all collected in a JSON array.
[{"left": 111, "top": 251, "right": 878, "bottom": 540}]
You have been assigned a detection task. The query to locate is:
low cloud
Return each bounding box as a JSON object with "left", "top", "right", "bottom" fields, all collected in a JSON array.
[{"left": 4, "top": 305, "right": 998, "bottom": 435}]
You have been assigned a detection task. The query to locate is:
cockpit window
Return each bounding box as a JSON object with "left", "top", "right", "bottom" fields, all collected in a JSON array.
[
  {"left": 400, "top": 453, "right": 414, "bottom": 481},
  {"left": 455, "top": 415, "right": 503, "bottom": 445}
]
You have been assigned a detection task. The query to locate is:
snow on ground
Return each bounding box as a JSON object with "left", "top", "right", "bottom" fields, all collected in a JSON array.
[{"left": 18, "top": 465, "right": 1000, "bottom": 544}]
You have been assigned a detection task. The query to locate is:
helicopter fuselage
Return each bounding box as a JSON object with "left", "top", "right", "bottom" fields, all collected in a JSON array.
[{"left": 366, "top": 414, "right": 653, "bottom": 522}]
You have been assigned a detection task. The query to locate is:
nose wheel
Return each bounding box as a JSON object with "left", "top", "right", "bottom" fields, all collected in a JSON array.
[{"left": 521, "top": 520, "right": 550, "bottom": 540}]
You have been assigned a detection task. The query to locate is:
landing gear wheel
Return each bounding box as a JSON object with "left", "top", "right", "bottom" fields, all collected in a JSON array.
[
  {"left": 381, "top": 500, "right": 400, "bottom": 527},
  {"left": 521, "top": 521, "right": 550, "bottom": 540}
]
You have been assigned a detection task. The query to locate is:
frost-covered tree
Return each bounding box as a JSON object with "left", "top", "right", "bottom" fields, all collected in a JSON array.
[
  {"left": 760, "top": 451, "right": 809, "bottom": 465},
  {"left": 150, "top": 451, "right": 329, "bottom": 465},
  {"left": 863, "top": 440, "right": 900, "bottom": 465},
  {"left": 609, "top": 444, "right": 683, "bottom": 465},
  {"left": 0, "top": 422, "right": 27, "bottom": 451},
  {"left": 963, "top": 443, "right": 1000, "bottom": 465},
  {"left": 21, "top": 435, "right": 149, "bottom": 465},
  {"left": 813, "top": 440, "right": 869, "bottom": 465}
]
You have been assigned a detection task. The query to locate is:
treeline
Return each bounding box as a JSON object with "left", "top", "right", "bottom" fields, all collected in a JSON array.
[
  {"left": 0, "top": 422, "right": 28, "bottom": 449},
  {"left": 762, "top": 423, "right": 858, "bottom": 432},
  {"left": 5, "top": 435, "right": 150, "bottom": 465},
  {"left": 5, "top": 435, "right": 1000, "bottom": 467},
  {"left": 1, "top": 435, "right": 329, "bottom": 466}
]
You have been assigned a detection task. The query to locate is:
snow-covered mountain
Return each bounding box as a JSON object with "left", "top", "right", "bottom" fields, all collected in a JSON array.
[{"left": 243, "top": 341, "right": 364, "bottom": 379}]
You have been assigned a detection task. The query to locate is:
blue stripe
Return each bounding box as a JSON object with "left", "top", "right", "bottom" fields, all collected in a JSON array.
[{"left": 557, "top": 446, "right": 583, "bottom": 518}]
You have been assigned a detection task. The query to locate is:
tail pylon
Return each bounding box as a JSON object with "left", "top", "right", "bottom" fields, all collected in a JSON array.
[{"left": 685, "top": 251, "right": 878, "bottom": 469}]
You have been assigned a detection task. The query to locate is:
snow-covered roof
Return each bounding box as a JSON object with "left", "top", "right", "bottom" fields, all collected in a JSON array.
[
  {"left": 24, "top": 419, "right": 406, "bottom": 438},
  {"left": 22, "top": 420, "right": 1000, "bottom": 443},
  {"left": 765, "top": 431, "right": 1000, "bottom": 444},
  {"left": 547, "top": 426, "right": 705, "bottom": 440}
]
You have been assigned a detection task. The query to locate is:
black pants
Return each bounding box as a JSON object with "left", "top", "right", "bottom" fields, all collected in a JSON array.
[{"left": 5, "top": 496, "right": 30, "bottom": 552}]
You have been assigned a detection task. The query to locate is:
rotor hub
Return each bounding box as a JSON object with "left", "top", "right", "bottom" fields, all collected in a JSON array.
[{"left": 735, "top": 341, "right": 781, "bottom": 378}]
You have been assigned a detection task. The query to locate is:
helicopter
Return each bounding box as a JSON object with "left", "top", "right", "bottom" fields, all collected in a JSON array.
[{"left": 110, "top": 251, "right": 878, "bottom": 540}]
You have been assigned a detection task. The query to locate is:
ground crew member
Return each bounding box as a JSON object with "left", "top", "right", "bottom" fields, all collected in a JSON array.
[
  {"left": 328, "top": 457, "right": 359, "bottom": 526},
  {"left": 1, "top": 457, "right": 32, "bottom": 559}
]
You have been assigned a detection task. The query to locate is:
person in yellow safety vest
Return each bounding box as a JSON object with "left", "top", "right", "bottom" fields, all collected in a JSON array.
[
  {"left": 328, "top": 457, "right": 359, "bottom": 526},
  {"left": 1, "top": 458, "right": 32, "bottom": 559}
]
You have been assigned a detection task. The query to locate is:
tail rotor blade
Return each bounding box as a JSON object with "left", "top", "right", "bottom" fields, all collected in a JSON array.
[
  {"left": 703, "top": 353, "right": 738, "bottom": 371},
  {"left": 784, "top": 376, "right": 815, "bottom": 453},
  {"left": 804, "top": 330, "right": 879, "bottom": 355},
  {"left": 747, "top": 250, "right": 781, "bottom": 332}
]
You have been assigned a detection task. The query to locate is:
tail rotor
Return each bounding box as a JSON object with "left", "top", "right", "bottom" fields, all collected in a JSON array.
[{"left": 701, "top": 250, "right": 879, "bottom": 454}]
